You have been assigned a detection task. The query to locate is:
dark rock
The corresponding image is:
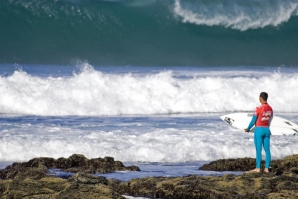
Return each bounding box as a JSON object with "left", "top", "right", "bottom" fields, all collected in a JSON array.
[
  {"left": 0, "top": 171, "right": 125, "bottom": 199},
  {"left": 0, "top": 154, "right": 140, "bottom": 180},
  {"left": 0, "top": 163, "right": 48, "bottom": 180},
  {"left": 290, "top": 167, "right": 298, "bottom": 175},
  {"left": 278, "top": 154, "right": 298, "bottom": 171},
  {"left": 111, "top": 171, "right": 298, "bottom": 199},
  {"left": 1, "top": 153, "right": 298, "bottom": 199},
  {"left": 69, "top": 172, "right": 108, "bottom": 185},
  {"left": 199, "top": 157, "right": 285, "bottom": 174},
  {"left": 199, "top": 157, "right": 256, "bottom": 171},
  {"left": 108, "top": 154, "right": 298, "bottom": 199}
]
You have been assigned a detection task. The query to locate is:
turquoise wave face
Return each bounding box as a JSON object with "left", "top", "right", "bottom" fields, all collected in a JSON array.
[{"left": 1, "top": 0, "right": 298, "bottom": 66}]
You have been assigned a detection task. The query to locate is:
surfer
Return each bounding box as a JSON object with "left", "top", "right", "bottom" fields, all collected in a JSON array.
[{"left": 244, "top": 92, "right": 273, "bottom": 173}]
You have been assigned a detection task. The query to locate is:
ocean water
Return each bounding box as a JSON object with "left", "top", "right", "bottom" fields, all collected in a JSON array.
[
  {"left": 1, "top": 0, "right": 298, "bottom": 66},
  {"left": 0, "top": 65, "right": 298, "bottom": 181},
  {"left": 1, "top": 0, "right": 298, "bottom": 182}
]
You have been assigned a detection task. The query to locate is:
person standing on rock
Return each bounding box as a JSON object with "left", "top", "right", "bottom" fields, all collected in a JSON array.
[{"left": 244, "top": 92, "right": 273, "bottom": 173}]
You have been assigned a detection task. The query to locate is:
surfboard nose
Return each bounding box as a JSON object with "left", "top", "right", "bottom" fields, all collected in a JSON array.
[{"left": 220, "top": 115, "right": 227, "bottom": 121}]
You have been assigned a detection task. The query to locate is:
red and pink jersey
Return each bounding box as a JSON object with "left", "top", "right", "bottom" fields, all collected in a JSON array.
[{"left": 254, "top": 103, "right": 273, "bottom": 127}]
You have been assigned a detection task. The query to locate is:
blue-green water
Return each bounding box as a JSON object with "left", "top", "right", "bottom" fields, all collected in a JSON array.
[
  {"left": 1, "top": 0, "right": 298, "bottom": 182},
  {"left": 1, "top": 0, "right": 298, "bottom": 66}
]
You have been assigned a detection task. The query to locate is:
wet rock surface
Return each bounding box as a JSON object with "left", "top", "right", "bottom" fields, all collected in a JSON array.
[
  {"left": 199, "top": 157, "right": 257, "bottom": 171},
  {"left": 0, "top": 171, "right": 125, "bottom": 199},
  {"left": 0, "top": 154, "right": 138, "bottom": 199},
  {"left": 0, "top": 154, "right": 140, "bottom": 180},
  {"left": 110, "top": 171, "right": 298, "bottom": 199},
  {"left": 199, "top": 157, "right": 283, "bottom": 173},
  {"left": 0, "top": 154, "right": 298, "bottom": 199},
  {"left": 199, "top": 155, "right": 298, "bottom": 175}
]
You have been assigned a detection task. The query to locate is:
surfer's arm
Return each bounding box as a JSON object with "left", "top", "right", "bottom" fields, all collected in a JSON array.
[
  {"left": 246, "top": 115, "right": 257, "bottom": 131},
  {"left": 268, "top": 114, "right": 273, "bottom": 127}
]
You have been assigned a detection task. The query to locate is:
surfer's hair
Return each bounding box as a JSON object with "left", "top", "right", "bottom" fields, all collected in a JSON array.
[{"left": 260, "top": 92, "right": 268, "bottom": 101}]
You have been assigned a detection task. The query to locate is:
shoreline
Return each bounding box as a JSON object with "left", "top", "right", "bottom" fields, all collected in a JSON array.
[{"left": 1, "top": 154, "right": 298, "bottom": 198}]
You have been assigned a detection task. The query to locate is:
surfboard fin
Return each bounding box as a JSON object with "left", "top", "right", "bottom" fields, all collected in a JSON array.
[
  {"left": 224, "top": 117, "right": 234, "bottom": 125},
  {"left": 285, "top": 121, "right": 293, "bottom": 126}
]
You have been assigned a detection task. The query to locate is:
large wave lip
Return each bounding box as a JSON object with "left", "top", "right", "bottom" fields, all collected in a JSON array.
[
  {"left": 174, "top": 0, "right": 298, "bottom": 31},
  {"left": 1, "top": 65, "right": 298, "bottom": 116}
]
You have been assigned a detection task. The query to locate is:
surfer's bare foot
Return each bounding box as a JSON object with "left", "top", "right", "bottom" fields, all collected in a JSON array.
[
  {"left": 264, "top": 169, "right": 269, "bottom": 173},
  {"left": 247, "top": 168, "right": 260, "bottom": 173}
]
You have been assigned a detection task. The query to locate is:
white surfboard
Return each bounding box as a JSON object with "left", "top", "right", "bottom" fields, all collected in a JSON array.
[{"left": 220, "top": 113, "right": 298, "bottom": 136}]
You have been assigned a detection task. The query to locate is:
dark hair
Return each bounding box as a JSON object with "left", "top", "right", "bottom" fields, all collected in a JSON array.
[{"left": 260, "top": 92, "right": 268, "bottom": 101}]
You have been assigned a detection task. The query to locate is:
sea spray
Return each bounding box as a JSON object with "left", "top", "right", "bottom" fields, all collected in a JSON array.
[
  {"left": 0, "top": 114, "right": 297, "bottom": 162},
  {"left": 1, "top": 65, "right": 298, "bottom": 116},
  {"left": 174, "top": 0, "right": 298, "bottom": 31}
]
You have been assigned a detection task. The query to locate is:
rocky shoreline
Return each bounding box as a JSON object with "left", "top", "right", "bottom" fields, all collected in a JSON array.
[{"left": 0, "top": 154, "right": 297, "bottom": 199}]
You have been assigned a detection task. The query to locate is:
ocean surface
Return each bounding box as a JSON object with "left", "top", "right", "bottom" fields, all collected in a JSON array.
[
  {"left": 1, "top": 0, "right": 298, "bottom": 66},
  {"left": 1, "top": 0, "right": 298, "bottom": 183},
  {"left": 0, "top": 64, "right": 298, "bottom": 181}
]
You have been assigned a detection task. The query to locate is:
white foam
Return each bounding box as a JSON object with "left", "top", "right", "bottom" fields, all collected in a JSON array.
[
  {"left": 1, "top": 65, "right": 298, "bottom": 116},
  {"left": 0, "top": 115, "right": 297, "bottom": 163},
  {"left": 173, "top": 0, "right": 298, "bottom": 31}
]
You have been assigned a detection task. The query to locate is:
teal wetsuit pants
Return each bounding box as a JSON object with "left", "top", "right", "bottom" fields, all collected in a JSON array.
[
  {"left": 247, "top": 115, "right": 271, "bottom": 169},
  {"left": 254, "top": 127, "right": 271, "bottom": 168}
]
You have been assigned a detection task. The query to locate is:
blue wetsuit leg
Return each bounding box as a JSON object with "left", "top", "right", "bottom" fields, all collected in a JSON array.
[
  {"left": 254, "top": 128, "right": 262, "bottom": 168},
  {"left": 263, "top": 129, "right": 271, "bottom": 168},
  {"left": 254, "top": 127, "right": 271, "bottom": 168}
]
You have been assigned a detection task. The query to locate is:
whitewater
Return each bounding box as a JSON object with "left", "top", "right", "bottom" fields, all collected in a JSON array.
[
  {"left": 1, "top": 65, "right": 298, "bottom": 170},
  {"left": 1, "top": 64, "right": 298, "bottom": 116},
  {"left": 174, "top": 0, "right": 298, "bottom": 31},
  {"left": 1, "top": 0, "right": 298, "bottom": 185}
]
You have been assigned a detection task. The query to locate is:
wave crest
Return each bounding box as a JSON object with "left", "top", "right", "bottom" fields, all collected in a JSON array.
[
  {"left": 1, "top": 66, "right": 298, "bottom": 116},
  {"left": 173, "top": 0, "right": 298, "bottom": 31}
]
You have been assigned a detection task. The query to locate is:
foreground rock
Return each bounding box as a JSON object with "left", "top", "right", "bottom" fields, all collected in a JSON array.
[
  {"left": 110, "top": 171, "right": 298, "bottom": 199},
  {"left": 0, "top": 171, "right": 125, "bottom": 199},
  {"left": 109, "top": 154, "right": 298, "bottom": 198},
  {"left": 0, "top": 154, "right": 139, "bottom": 199},
  {"left": 199, "top": 154, "right": 298, "bottom": 175},
  {"left": 199, "top": 157, "right": 257, "bottom": 171},
  {"left": 1, "top": 154, "right": 298, "bottom": 199},
  {"left": 0, "top": 154, "right": 140, "bottom": 180}
]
